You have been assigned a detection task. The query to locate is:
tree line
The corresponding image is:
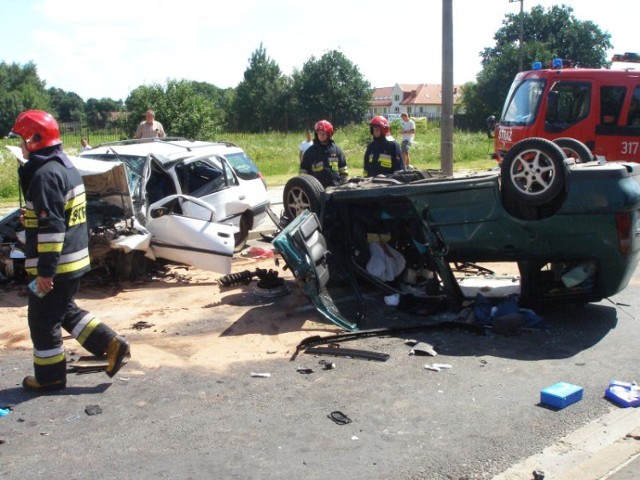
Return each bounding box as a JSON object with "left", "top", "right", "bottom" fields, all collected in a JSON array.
[{"left": 0, "top": 5, "right": 612, "bottom": 139}]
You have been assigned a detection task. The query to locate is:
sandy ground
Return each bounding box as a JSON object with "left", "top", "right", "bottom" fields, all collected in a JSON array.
[{"left": 0, "top": 251, "right": 341, "bottom": 373}]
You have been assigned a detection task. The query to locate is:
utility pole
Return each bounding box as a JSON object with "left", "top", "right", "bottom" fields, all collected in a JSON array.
[
  {"left": 441, "top": 0, "right": 454, "bottom": 177},
  {"left": 509, "top": 0, "right": 525, "bottom": 72}
]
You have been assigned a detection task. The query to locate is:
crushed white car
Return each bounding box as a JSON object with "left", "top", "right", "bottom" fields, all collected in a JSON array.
[
  {"left": 1, "top": 144, "right": 238, "bottom": 281},
  {"left": 79, "top": 137, "right": 270, "bottom": 252}
]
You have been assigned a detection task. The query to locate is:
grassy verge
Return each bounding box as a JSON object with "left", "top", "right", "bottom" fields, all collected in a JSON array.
[{"left": 0, "top": 126, "right": 497, "bottom": 195}]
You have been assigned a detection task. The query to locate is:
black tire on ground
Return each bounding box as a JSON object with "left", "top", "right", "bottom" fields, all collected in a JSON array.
[
  {"left": 233, "top": 214, "right": 251, "bottom": 253},
  {"left": 553, "top": 137, "right": 594, "bottom": 163},
  {"left": 283, "top": 175, "right": 325, "bottom": 219},
  {"left": 500, "top": 137, "right": 567, "bottom": 206}
]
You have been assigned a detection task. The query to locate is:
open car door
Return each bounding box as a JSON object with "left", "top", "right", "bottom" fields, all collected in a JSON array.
[
  {"left": 272, "top": 210, "right": 358, "bottom": 331},
  {"left": 145, "top": 194, "right": 234, "bottom": 275}
]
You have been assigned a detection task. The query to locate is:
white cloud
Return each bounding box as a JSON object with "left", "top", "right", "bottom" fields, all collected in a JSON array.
[{"left": 3, "top": 0, "right": 638, "bottom": 101}]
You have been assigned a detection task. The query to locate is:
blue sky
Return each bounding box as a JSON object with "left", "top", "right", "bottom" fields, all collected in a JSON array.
[{"left": 2, "top": 0, "right": 638, "bottom": 101}]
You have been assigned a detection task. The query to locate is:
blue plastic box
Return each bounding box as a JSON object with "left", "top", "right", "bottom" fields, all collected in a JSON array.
[{"left": 540, "top": 382, "right": 583, "bottom": 409}]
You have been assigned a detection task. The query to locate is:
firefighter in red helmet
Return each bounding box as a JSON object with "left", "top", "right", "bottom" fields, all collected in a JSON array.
[
  {"left": 10, "top": 110, "right": 130, "bottom": 392},
  {"left": 299, "top": 119, "right": 349, "bottom": 188},
  {"left": 364, "top": 116, "right": 404, "bottom": 177}
]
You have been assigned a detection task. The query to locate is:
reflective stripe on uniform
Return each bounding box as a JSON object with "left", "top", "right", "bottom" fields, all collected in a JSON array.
[
  {"left": 64, "top": 184, "right": 85, "bottom": 202},
  {"left": 38, "top": 233, "right": 65, "bottom": 243},
  {"left": 37, "top": 232, "right": 65, "bottom": 254},
  {"left": 73, "top": 314, "right": 102, "bottom": 345},
  {"left": 25, "top": 248, "right": 91, "bottom": 276},
  {"left": 33, "top": 346, "right": 65, "bottom": 366},
  {"left": 379, "top": 154, "right": 392, "bottom": 168}
]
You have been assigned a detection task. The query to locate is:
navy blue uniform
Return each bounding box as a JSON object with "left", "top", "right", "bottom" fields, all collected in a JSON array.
[
  {"left": 19, "top": 145, "right": 120, "bottom": 384},
  {"left": 299, "top": 139, "right": 348, "bottom": 188},
  {"left": 364, "top": 136, "right": 404, "bottom": 177}
]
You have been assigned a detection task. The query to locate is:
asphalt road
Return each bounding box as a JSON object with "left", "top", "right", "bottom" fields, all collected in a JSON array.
[
  {"left": 1, "top": 260, "right": 640, "bottom": 479},
  {"left": 1, "top": 185, "right": 640, "bottom": 479}
]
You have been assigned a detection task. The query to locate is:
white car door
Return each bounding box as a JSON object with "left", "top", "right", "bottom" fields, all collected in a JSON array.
[
  {"left": 138, "top": 158, "right": 235, "bottom": 274},
  {"left": 145, "top": 194, "right": 235, "bottom": 275},
  {"left": 174, "top": 156, "right": 251, "bottom": 228}
]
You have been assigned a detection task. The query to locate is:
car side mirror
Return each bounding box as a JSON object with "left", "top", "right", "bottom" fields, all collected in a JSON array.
[{"left": 150, "top": 207, "right": 168, "bottom": 219}]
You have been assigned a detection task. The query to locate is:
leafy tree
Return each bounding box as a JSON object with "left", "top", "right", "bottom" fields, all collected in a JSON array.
[
  {"left": 231, "top": 44, "right": 291, "bottom": 132},
  {"left": 123, "top": 80, "right": 225, "bottom": 139},
  {"left": 85, "top": 97, "right": 124, "bottom": 129},
  {"left": 0, "top": 61, "right": 50, "bottom": 135},
  {"left": 462, "top": 4, "right": 612, "bottom": 129},
  {"left": 48, "top": 87, "right": 85, "bottom": 123},
  {"left": 291, "top": 50, "right": 371, "bottom": 129}
]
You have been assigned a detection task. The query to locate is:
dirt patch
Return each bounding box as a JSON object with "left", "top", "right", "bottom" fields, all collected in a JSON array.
[{"left": 0, "top": 254, "right": 339, "bottom": 372}]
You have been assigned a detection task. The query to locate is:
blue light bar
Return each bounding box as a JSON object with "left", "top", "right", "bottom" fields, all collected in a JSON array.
[
  {"left": 532, "top": 61, "right": 542, "bottom": 70},
  {"left": 552, "top": 58, "right": 563, "bottom": 69}
]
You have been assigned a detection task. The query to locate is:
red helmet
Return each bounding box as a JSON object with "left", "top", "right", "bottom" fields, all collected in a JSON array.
[
  {"left": 10, "top": 110, "right": 61, "bottom": 152},
  {"left": 370, "top": 115, "right": 390, "bottom": 136},
  {"left": 314, "top": 120, "right": 334, "bottom": 139}
]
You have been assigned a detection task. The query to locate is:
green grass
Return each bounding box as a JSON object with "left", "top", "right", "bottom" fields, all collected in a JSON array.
[{"left": 0, "top": 126, "right": 497, "bottom": 196}]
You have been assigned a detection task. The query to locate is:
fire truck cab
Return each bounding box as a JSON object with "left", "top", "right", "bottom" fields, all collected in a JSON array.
[{"left": 494, "top": 54, "right": 640, "bottom": 163}]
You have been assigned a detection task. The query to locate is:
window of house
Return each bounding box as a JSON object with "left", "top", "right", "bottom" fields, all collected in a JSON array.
[
  {"left": 419, "top": 107, "right": 424, "bottom": 113},
  {"left": 394, "top": 94, "right": 400, "bottom": 101},
  {"left": 407, "top": 107, "right": 412, "bottom": 114}
]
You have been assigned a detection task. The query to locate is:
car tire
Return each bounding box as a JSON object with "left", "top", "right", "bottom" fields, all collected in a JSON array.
[
  {"left": 501, "top": 137, "right": 567, "bottom": 206},
  {"left": 553, "top": 137, "right": 594, "bottom": 163},
  {"left": 283, "top": 175, "right": 324, "bottom": 219},
  {"left": 233, "top": 214, "right": 250, "bottom": 253}
]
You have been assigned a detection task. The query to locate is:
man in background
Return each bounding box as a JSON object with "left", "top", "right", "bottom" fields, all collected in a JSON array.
[
  {"left": 298, "top": 130, "right": 313, "bottom": 162},
  {"left": 135, "top": 109, "right": 165, "bottom": 139},
  {"left": 400, "top": 113, "right": 416, "bottom": 168}
]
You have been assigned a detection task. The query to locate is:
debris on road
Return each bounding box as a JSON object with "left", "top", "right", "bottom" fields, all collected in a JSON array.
[
  {"left": 84, "top": 405, "right": 103, "bottom": 416},
  {"left": 328, "top": 411, "right": 352, "bottom": 425},
  {"left": 408, "top": 341, "right": 438, "bottom": 357},
  {"left": 424, "top": 363, "right": 452, "bottom": 372},
  {"left": 540, "top": 382, "right": 583, "bottom": 409},
  {"left": 605, "top": 380, "right": 640, "bottom": 408}
]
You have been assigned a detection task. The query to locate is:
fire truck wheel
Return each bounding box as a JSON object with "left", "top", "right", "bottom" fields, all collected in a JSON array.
[
  {"left": 553, "top": 137, "right": 595, "bottom": 163},
  {"left": 501, "top": 137, "right": 567, "bottom": 206}
]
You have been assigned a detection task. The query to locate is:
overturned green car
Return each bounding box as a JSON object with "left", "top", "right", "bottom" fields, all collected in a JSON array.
[{"left": 273, "top": 138, "right": 640, "bottom": 331}]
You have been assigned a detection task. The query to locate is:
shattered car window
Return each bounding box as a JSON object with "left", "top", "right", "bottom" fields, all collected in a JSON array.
[
  {"left": 175, "top": 161, "right": 226, "bottom": 197},
  {"left": 226, "top": 152, "right": 261, "bottom": 181}
]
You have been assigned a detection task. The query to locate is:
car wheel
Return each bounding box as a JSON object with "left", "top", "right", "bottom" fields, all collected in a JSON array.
[
  {"left": 553, "top": 137, "right": 594, "bottom": 163},
  {"left": 501, "top": 138, "right": 567, "bottom": 206},
  {"left": 283, "top": 175, "right": 324, "bottom": 219},
  {"left": 233, "top": 214, "right": 250, "bottom": 253}
]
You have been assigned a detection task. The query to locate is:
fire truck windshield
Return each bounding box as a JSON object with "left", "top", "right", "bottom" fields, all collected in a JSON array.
[{"left": 501, "top": 78, "right": 545, "bottom": 126}]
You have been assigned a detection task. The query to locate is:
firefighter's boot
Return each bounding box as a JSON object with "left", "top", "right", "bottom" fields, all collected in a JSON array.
[
  {"left": 22, "top": 376, "right": 66, "bottom": 392},
  {"left": 105, "top": 336, "right": 130, "bottom": 378}
]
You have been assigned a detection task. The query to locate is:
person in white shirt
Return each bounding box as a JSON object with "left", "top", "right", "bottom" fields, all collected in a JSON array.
[
  {"left": 134, "top": 110, "right": 166, "bottom": 139},
  {"left": 80, "top": 138, "right": 91, "bottom": 152},
  {"left": 298, "top": 130, "right": 313, "bottom": 162},
  {"left": 400, "top": 113, "right": 416, "bottom": 168}
]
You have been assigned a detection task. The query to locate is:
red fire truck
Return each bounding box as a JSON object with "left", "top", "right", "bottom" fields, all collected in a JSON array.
[{"left": 494, "top": 53, "right": 640, "bottom": 163}]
